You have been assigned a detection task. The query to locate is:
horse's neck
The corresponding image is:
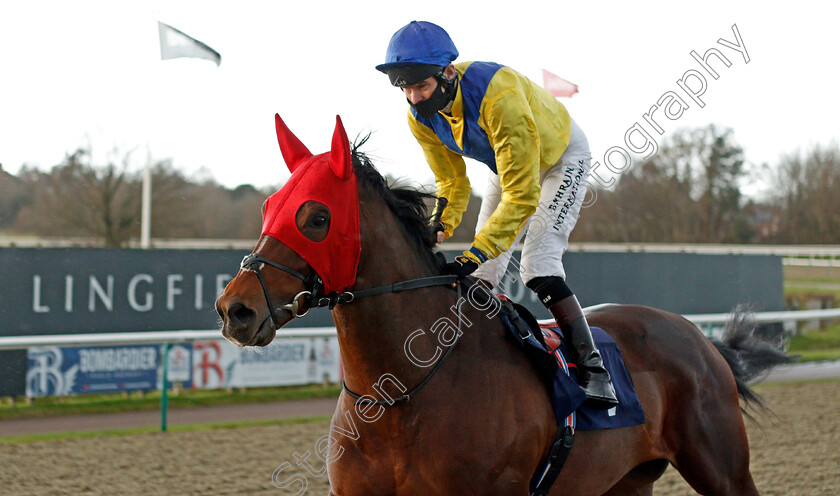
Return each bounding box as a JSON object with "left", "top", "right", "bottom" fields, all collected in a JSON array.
[{"left": 332, "top": 193, "right": 453, "bottom": 395}]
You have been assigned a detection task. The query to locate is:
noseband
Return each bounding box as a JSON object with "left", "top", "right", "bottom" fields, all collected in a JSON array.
[{"left": 240, "top": 253, "right": 321, "bottom": 325}]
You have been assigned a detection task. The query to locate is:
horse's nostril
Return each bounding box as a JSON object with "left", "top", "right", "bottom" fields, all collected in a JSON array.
[{"left": 228, "top": 303, "right": 256, "bottom": 326}]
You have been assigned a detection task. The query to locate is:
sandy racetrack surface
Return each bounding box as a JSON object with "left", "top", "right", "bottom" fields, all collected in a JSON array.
[{"left": 1, "top": 380, "right": 838, "bottom": 496}]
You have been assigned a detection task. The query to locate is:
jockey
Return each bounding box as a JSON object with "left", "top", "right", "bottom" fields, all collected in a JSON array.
[{"left": 376, "top": 21, "right": 618, "bottom": 408}]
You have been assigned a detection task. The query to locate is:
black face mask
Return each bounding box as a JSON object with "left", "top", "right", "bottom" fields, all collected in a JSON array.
[{"left": 409, "top": 76, "right": 456, "bottom": 119}]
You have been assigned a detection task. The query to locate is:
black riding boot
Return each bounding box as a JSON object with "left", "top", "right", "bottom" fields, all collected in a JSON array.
[{"left": 548, "top": 295, "right": 619, "bottom": 409}]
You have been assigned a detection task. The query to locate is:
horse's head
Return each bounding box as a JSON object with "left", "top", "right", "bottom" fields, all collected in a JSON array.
[{"left": 215, "top": 114, "right": 361, "bottom": 346}]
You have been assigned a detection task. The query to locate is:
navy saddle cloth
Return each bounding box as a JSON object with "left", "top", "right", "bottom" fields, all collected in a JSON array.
[
  {"left": 498, "top": 301, "right": 645, "bottom": 431},
  {"left": 541, "top": 324, "right": 645, "bottom": 430}
]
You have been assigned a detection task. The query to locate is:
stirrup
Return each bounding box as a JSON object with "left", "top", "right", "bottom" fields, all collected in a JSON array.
[{"left": 580, "top": 371, "right": 619, "bottom": 409}]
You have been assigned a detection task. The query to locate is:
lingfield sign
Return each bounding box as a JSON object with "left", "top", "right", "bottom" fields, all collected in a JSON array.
[{"left": 0, "top": 248, "right": 337, "bottom": 336}]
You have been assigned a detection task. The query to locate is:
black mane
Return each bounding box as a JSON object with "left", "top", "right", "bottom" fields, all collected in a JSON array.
[{"left": 350, "top": 141, "right": 442, "bottom": 272}]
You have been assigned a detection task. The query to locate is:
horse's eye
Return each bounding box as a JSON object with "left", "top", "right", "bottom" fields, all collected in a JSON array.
[{"left": 310, "top": 215, "right": 328, "bottom": 228}]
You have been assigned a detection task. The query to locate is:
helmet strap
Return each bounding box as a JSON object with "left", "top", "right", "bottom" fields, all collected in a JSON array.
[
  {"left": 435, "top": 71, "right": 458, "bottom": 105},
  {"left": 409, "top": 71, "right": 458, "bottom": 118}
]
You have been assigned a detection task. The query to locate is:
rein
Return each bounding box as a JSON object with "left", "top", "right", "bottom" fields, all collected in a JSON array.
[{"left": 343, "top": 279, "right": 464, "bottom": 408}]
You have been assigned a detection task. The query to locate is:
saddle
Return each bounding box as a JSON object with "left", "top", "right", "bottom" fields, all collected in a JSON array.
[
  {"left": 493, "top": 292, "right": 645, "bottom": 496},
  {"left": 497, "top": 295, "right": 645, "bottom": 427}
]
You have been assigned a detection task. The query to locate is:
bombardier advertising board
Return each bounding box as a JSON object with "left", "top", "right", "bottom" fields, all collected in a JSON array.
[
  {"left": 26, "top": 344, "right": 162, "bottom": 397},
  {"left": 24, "top": 337, "right": 342, "bottom": 398},
  {"left": 0, "top": 247, "right": 784, "bottom": 396}
]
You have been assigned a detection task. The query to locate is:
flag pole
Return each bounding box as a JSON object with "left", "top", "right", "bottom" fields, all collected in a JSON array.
[
  {"left": 141, "top": 146, "right": 152, "bottom": 249},
  {"left": 144, "top": 19, "right": 219, "bottom": 250}
]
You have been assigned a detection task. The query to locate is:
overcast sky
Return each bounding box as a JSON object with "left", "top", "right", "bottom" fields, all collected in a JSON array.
[{"left": 1, "top": 1, "right": 838, "bottom": 197}]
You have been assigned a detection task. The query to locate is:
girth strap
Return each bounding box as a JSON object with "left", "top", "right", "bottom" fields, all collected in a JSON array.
[{"left": 530, "top": 425, "right": 575, "bottom": 496}]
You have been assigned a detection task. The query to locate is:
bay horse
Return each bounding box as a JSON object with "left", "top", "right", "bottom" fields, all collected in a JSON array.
[{"left": 216, "top": 115, "right": 790, "bottom": 495}]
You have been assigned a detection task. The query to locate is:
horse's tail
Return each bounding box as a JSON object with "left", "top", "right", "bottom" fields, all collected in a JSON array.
[{"left": 710, "top": 305, "right": 796, "bottom": 417}]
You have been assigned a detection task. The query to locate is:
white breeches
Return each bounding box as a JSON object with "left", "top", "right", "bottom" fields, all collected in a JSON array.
[{"left": 472, "top": 118, "right": 592, "bottom": 287}]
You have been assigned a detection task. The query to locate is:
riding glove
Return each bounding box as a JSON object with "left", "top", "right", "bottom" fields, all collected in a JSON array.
[{"left": 443, "top": 255, "right": 479, "bottom": 278}]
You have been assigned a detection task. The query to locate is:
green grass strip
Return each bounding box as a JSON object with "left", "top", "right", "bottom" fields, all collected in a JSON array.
[
  {"left": 0, "top": 384, "right": 341, "bottom": 420},
  {"left": 753, "top": 376, "right": 840, "bottom": 390},
  {"left": 787, "top": 322, "right": 840, "bottom": 363},
  {"left": 784, "top": 284, "right": 840, "bottom": 302},
  {"left": 0, "top": 415, "right": 332, "bottom": 444},
  {"left": 776, "top": 281, "right": 840, "bottom": 362},
  {"left": 788, "top": 348, "right": 840, "bottom": 362}
]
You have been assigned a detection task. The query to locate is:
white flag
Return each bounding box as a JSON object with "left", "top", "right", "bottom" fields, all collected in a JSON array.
[{"left": 158, "top": 21, "right": 221, "bottom": 66}]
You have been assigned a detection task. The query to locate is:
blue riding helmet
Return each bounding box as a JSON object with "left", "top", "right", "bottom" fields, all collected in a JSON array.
[{"left": 376, "top": 21, "right": 458, "bottom": 86}]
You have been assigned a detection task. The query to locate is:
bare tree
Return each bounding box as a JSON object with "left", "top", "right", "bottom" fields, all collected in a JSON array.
[
  {"left": 10, "top": 150, "right": 272, "bottom": 244},
  {"left": 771, "top": 144, "right": 840, "bottom": 243},
  {"left": 172, "top": 179, "right": 268, "bottom": 240},
  {"left": 574, "top": 157, "right": 698, "bottom": 242},
  {"left": 651, "top": 125, "right": 746, "bottom": 242},
  {"left": 0, "top": 163, "right": 32, "bottom": 229},
  {"left": 14, "top": 148, "right": 141, "bottom": 246},
  {"left": 574, "top": 125, "right": 750, "bottom": 243}
]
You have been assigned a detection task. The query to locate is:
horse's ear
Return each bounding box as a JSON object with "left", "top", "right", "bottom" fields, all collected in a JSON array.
[
  {"left": 329, "top": 115, "right": 352, "bottom": 180},
  {"left": 275, "top": 113, "right": 313, "bottom": 172}
]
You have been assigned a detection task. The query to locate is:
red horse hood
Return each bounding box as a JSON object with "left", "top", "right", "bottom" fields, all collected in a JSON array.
[{"left": 260, "top": 114, "right": 360, "bottom": 294}]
